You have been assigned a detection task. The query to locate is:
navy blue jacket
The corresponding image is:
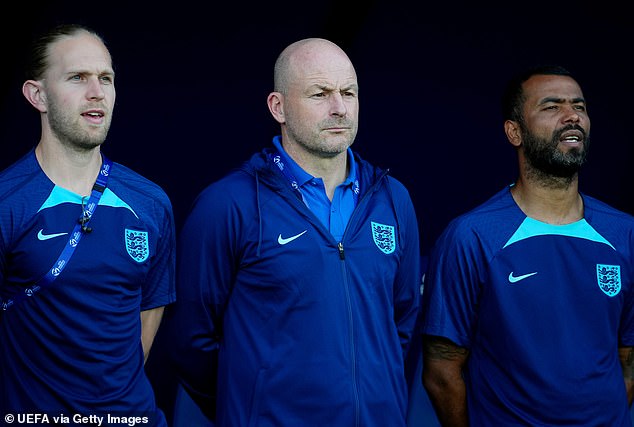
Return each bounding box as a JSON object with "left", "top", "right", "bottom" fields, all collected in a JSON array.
[{"left": 169, "top": 147, "right": 421, "bottom": 427}]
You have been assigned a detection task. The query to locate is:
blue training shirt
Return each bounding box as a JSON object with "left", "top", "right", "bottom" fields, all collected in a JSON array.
[
  {"left": 0, "top": 150, "right": 175, "bottom": 425},
  {"left": 421, "top": 186, "right": 634, "bottom": 427}
]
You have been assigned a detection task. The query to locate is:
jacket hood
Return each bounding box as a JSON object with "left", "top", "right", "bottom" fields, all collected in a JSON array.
[{"left": 239, "top": 147, "right": 388, "bottom": 196}]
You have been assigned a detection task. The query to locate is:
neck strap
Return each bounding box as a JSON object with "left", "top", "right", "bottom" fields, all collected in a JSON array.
[
  {"left": 268, "top": 150, "right": 360, "bottom": 206},
  {"left": 1, "top": 154, "right": 113, "bottom": 312}
]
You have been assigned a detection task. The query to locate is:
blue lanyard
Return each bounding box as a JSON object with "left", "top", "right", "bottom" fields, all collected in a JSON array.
[
  {"left": 268, "top": 150, "right": 360, "bottom": 206},
  {"left": 1, "top": 154, "right": 113, "bottom": 312}
]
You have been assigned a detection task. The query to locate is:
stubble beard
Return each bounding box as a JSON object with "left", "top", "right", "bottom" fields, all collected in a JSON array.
[
  {"left": 47, "top": 98, "right": 110, "bottom": 152},
  {"left": 286, "top": 118, "right": 357, "bottom": 159}
]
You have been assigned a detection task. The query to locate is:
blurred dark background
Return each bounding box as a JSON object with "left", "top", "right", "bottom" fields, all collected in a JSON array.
[{"left": 1, "top": 1, "right": 632, "bottom": 425}]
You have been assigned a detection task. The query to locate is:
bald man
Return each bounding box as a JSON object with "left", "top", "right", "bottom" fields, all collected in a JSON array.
[{"left": 168, "top": 38, "right": 422, "bottom": 427}]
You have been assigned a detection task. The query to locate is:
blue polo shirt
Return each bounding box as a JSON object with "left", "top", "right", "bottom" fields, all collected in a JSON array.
[{"left": 272, "top": 136, "right": 358, "bottom": 241}]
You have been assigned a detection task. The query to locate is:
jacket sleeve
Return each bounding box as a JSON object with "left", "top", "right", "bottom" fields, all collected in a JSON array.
[
  {"left": 165, "top": 182, "right": 241, "bottom": 420},
  {"left": 390, "top": 179, "right": 422, "bottom": 360}
]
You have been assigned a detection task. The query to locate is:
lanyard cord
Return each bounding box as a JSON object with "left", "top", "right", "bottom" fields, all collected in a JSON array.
[
  {"left": 1, "top": 154, "right": 113, "bottom": 312},
  {"left": 268, "top": 150, "right": 360, "bottom": 206}
]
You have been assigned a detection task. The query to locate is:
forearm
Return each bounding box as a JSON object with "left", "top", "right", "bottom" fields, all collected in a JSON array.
[
  {"left": 423, "top": 375, "right": 468, "bottom": 427},
  {"left": 422, "top": 336, "right": 469, "bottom": 427},
  {"left": 140, "top": 306, "right": 165, "bottom": 363},
  {"left": 619, "top": 346, "right": 634, "bottom": 406}
]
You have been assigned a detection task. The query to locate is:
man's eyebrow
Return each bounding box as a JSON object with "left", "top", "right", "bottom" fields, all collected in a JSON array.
[
  {"left": 307, "top": 82, "right": 358, "bottom": 90},
  {"left": 540, "top": 96, "right": 586, "bottom": 104}
]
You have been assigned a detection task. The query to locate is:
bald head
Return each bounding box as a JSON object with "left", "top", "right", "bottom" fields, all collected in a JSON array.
[
  {"left": 273, "top": 38, "right": 356, "bottom": 95},
  {"left": 266, "top": 36, "right": 359, "bottom": 168}
]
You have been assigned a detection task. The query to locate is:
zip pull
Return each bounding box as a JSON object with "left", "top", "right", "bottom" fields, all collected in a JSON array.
[{"left": 338, "top": 242, "right": 345, "bottom": 260}]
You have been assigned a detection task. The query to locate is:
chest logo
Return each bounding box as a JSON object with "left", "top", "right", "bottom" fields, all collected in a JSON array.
[
  {"left": 597, "top": 264, "right": 621, "bottom": 297},
  {"left": 125, "top": 229, "right": 149, "bottom": 263},
  {"left": 508, "top": 271, "right": 537, "bottom": 283},
  {"left": 278, "top": 230, "right": 307, "bottom": 245},
  {"left": 371, "top": 221, "right": 396, "bottom": 254},
  {"left": 37, "top": 229, "right": 68, "bottom": 241}
]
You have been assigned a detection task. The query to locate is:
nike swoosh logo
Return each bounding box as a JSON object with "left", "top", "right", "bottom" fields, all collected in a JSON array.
[
  {"left": 508, "top": 271, "right": 538, "bottom": 283},
  {"left": 278, "top": 230, "right": 307, "bottom": 245},
  {"left": 37, "top": 229, "right": 69, "bottom": 241}
]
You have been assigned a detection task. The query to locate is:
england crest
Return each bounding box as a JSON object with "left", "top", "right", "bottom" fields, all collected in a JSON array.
[
  {"left": 125, "top": 229, "right": 149, "bottom": 263},
  {"left": 371, "top": 221, "right": 396, "bottom": 254},
  {"left": 596, "top": 264, "right": 621, "bottom": 297}
]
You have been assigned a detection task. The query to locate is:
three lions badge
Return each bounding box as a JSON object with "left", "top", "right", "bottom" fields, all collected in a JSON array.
[
  {"left": 371, "top": 221, "right": 396, "bottom": 254},
  {"left": 125, "top": 229, "right": 149, "bottom": 263},
  {"left": 597, "top": 264, "right": 621, "bottom": 297}
]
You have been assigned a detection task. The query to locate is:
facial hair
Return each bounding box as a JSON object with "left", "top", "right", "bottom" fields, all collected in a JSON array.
[
  {"left": 521, "top": 123, "right": 589, "bottom": 179},
  {"left": 286, "top": 116, "right": 357, "bottom": 159},
  {"left": 47, "top": 95, "right": 110, "bottom": 151}
]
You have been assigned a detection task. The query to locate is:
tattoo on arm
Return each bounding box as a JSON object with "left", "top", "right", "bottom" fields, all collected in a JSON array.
[{"left": 424, "top": 336, "right": 469, "bottom": 361}]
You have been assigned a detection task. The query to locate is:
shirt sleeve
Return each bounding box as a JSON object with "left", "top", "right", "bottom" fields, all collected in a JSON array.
[
  {"left": 141, "top": 193, "right": 176, "bottom": 310},
  {"left": 421, "top": 217, "right": 483, "bottom": 349}
]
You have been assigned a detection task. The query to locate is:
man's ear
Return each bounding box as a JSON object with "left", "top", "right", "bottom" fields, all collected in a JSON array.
[
  {"left": 22, "top": 80, "right": 48, "bottom": 113},
  {"left": 504, "top": 120, "right": 522, "bottom": 148},
  {"left": 266, "top": 92, "right": 285, "bottom": 124}
]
